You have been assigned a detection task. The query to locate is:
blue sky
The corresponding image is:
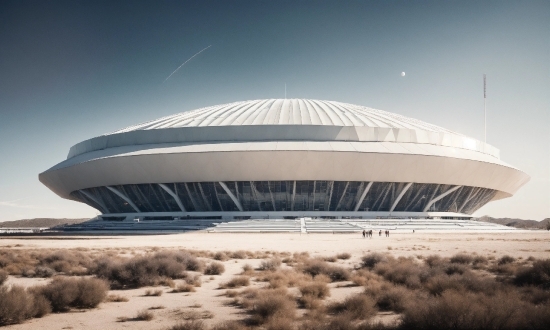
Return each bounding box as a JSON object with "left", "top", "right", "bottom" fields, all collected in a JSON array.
[{"left": 0, "top": 0, "right": 548, "bottom": 221}]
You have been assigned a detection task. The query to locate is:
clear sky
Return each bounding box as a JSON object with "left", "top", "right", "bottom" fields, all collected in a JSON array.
[{"left": 0, "top": 0, "right": 548, "bottom": 222}]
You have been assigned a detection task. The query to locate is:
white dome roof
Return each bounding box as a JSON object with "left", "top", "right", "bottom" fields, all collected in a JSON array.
[
  {"left": 67, "top": 99, "right": 499, "bottom": 159},
  {"left": 110, "top": 99, "right": 458, "bottom": 134}
]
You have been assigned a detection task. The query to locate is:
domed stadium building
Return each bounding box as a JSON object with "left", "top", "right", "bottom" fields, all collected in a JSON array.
[{"left": 39, "top": 99, "right": 529, "bottom": 225}]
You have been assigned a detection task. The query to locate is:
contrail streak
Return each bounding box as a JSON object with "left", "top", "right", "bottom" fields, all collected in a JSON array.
[{"left": 163, "top": 45, "right": 212, "bottom": 83}]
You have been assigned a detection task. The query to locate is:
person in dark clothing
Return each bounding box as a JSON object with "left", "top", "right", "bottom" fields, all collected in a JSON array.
[{"left": 362, "top": 230, "right": 366, "bottom": 238}]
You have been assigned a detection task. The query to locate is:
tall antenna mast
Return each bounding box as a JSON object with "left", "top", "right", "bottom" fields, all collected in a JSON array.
[{"left": 483, "top": 74, "right": 487, "bottom": 144}]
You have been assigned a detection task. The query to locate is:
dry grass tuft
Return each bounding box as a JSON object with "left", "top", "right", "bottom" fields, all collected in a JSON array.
[
  {"left": 168, "top": 320, "right": 206, "bottom": 330},
  {"left": 144, "top": 289, "right": 164, "bottom": 296},
  {"left": 336, "top": 253, "right": 352, "bottom": 260},
  {"left": 219, "top": 276, "right": 250, "bottom": 289},
  {"left": 135, "top": 309, "right": 155, "bottom": 321},
  {"left": 149, "top": 305, "right": 165, "bottom": 310},
  {"left": 106, "top": 294, "right": 129, "bottom": 302},
  {"left": 172, "top": 283, "right": 196, "bottom": 293}
]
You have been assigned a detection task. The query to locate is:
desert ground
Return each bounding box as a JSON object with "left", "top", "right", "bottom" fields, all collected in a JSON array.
[{"left": 1, "top": 231, "right": 549, "bottom": 330}]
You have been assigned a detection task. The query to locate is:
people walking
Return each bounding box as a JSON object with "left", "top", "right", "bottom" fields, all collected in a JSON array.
[{"left": 362, "top": 230, "right": 366, "bottom": 238}]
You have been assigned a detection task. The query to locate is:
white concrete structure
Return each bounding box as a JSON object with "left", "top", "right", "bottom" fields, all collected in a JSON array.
[{"left": 39, "top": 99, "right": 529, "bottom": 221}]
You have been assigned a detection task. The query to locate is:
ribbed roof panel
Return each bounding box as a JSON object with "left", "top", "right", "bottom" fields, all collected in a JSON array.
[{"left": 107, "top": 99, "right": 460, "bottom": 136}]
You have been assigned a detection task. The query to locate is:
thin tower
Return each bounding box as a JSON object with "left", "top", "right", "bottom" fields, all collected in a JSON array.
[
  {"left": 285, "top": 83, "right": 287, "bottom": 99},
  {"left": 483, "top": 73, "right": 487, "bottom": 143}
]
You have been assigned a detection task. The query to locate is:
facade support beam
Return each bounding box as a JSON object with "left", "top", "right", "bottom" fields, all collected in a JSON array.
[
  {"left": 79, "top": 190, "right": 108, "bottom": 213},
  {"left": 158, "top": 183, "right": 186, "bottom": 212},
  {"left": 106, "top": 186, "right": 140, "bottom": 213},
  {"left": 291, "top": 181, "right": 296, "bottom": 211},
  {"left": 390, "top": 182, "right": 413, "bottom": 212},
  {"left": 354, "top": 182, "right": 373, "bottom": 212},
  {"left": 335, "top": 181, "right": 350, "bottom": 211},
  {"left": 219, "top": 181, "right": 243, "bottom": 211},
  {"left": 184, "top": 183, "right": 200, "bottom": 211},
  {"left": 423, "top": 185, "right": 462, "bottom": 212}
]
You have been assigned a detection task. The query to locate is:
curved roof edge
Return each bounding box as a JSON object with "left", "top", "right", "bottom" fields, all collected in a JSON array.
[{"left": 67, "top": 125, "right": 500, "bottom": 160}]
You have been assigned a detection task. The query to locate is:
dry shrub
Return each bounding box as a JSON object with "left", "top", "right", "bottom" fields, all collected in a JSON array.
[
  {"left": 264, "top": 316, "right": 296, "bottom": 330},
  {"left": 361, "top": 253, "right": 387, "bottom": 269},
  {"left": 173, "top": 283, "right": 196, "bottom": 292},
  {"left": 450, "top": 253, "right": 473, "bottom": 264},
  {"left": 350, "top": 269, "right": 383, "bottom": 287},
  {"left": 220, "top": 276, "right": 250, "bottom": 289},
  {"left": 519, "top": 286, "right": 550, "bottom": 305},
  {"left": 327, "top": 294, "right": 377, "bottom": 320},
  {"left": 34, "top": 266, "right": 55, "bottom": 278},
  {"left": 248, "top": 290, "right": 296, "bottom": 325},
  {"left": 205, "top": 262, "right": 225, "bottom": 275},
  {"left": 365, "top": 283, "right": 412, "bottom": 312},
  {"left": 301, "top": 315, "right": 388, "bottom": 330},
  {"left": 225, "top": 290, "right": 239, "bottom": 297},
  {"left": 92, "top": 251, "right": 197, "bottom": 288},
  {"left": 259, "top": 258, "right": 282, "bottom": 271},
  {"left": 260, "top": 269, "right": 310, "bottom": 288},
  {"left": 214, "top": 252, "right": 229, "bottom": 261},
  {"left": 444, "top": 263, "right": 467, "bottom": 275},
  {"left": 186, "top": 275, "right": 202, "bottom": 287},
  {"left": 168, "top": 320, "right": 207, "bottom": 330},
  {"left": 374, "top": 257, "right": 425, "bottom": 289},
  {"left": 136, "top": 309, "right": 154, "bottom": 321},
  {"left": 498, "top": 255, "right": 516, "bottom": 265},
  {"left": 106, "top": 294, "right": 129, "bottom": 302},
  {"left": 160, "top": 277, "right": 176, "bottom": 288},
  {"left": 323, "top": 256, "right": 337, "bottom": 262},
  {"left": 472, "top": 256, "right": 488, "bottom": 268},
  {"left": 145, "top": 289, "right": 163, "bottom": 296},
  {"left": 33, "top": 277, "right": 108, "bottom": 312},
  {"left": 424, "top": 255, "right": 445, "bottom": 268},
  {"left": 336, "top": 253, "right": 351, "bottom": 260},
  {"left": 241, "top": 263, "right": 254, "bottom": 275},
  {"left": 230, "top": 250, "right": 248, "bottom": 259},
  {"left": 301, "top": 259, "right": 350, "bottom": 282},
  {"left": 514, "top": 259, "right": 550, "bottom": 289},
  {"left": 0, "top": 269, "right": 8, "bottom": 285},
  {"left": 400, "top": 290, "right": 543, "bottom": 330},
  {"left": 0, "top": 285, "right": 50, "bottom": 326},
  {"left": 211, "top": 320, "right": 247, "bottom": 330},
  {"left": 298, "top": 294, "right": 324, "bottom": 310},
  {"left": 299, "top": 281, "right": 330, "bottom": 299}
]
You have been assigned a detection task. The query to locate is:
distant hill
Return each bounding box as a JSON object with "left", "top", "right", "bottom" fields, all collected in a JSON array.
[
  {"left": 0, "top": 218, "right": 89, "bottom": 228},
  {"left": 476, "top": 216, "right": 550, "bottom": 230}
]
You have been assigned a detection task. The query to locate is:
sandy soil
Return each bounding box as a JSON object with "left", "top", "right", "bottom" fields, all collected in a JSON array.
[
  {"left": 1, "top": 231, "right": 549, "bottom": 259},
  {"left": 1, "top": 231, "right": 549, "bottom": 329}
]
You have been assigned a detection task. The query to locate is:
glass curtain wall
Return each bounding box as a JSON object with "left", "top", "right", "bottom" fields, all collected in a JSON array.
[{"left": 71, "top": 181, "right": 496, "bottom": 215}]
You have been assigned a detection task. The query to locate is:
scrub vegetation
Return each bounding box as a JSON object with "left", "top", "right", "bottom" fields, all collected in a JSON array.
[{"left": 0, "top": 247, "right": 549, "bottom": 329}]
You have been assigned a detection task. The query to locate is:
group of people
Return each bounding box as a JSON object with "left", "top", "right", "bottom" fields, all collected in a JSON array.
[
  {"left": 362, "top": 229, "right": 373, "bottom": 238},
  {"left": 362, "top": 229, "right": 390, "bottom": 238}
]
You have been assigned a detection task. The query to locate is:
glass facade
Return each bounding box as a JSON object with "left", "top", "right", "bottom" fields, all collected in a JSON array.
[{"left": 71, "top": 181, "right": 496, "bottom": 215}]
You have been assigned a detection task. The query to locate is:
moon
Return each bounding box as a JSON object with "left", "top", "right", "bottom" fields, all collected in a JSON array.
[{"left": 401, "top": 72, "right": 406, "bottom": 77}]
